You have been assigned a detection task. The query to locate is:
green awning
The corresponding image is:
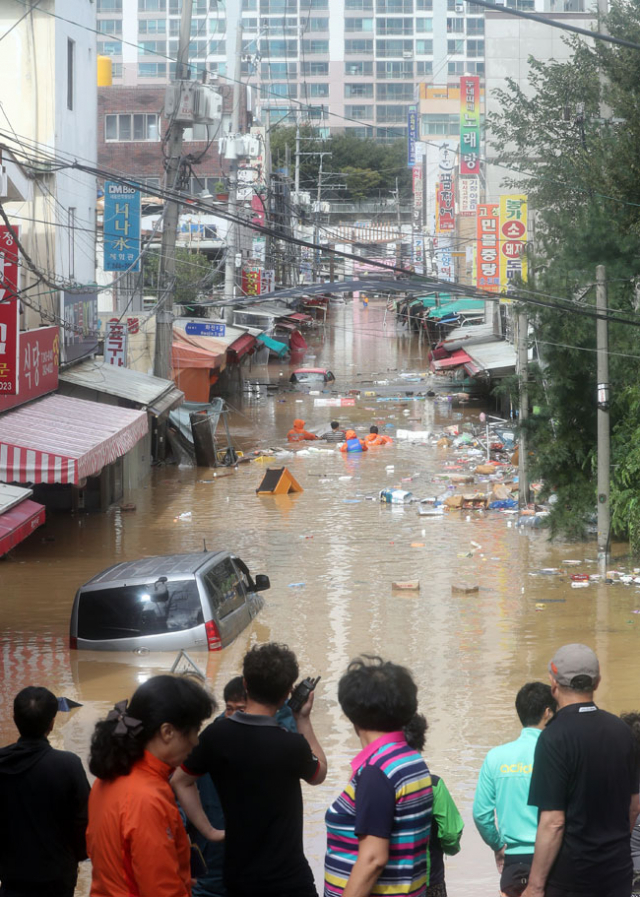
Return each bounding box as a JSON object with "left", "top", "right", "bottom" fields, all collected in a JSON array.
[
  {"left": 428, "top": 299, "right": 485, "bottom": 319},
  {"left": 409, "top": 296, "right": 438, "bottom": 308},
  {"left": 257, "top": 333, "right": 289, "bottom": 357}
]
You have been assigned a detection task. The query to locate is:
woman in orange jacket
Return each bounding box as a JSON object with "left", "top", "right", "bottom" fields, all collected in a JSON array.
[
  {"left": 364, "top": 425, "right": 394, "bottom": 446},
  {"left": 87, "top": 675, "right": 218, "bottom": 897},
  {"left": 287, "top": 419, "right": 318, "bottom": 442},
  {"left": 339, "top": 429, "right": 368, "bottom": 452}
]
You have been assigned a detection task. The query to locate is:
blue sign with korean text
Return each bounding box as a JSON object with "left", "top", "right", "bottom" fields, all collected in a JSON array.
[
  {"left": 104, "top": 181, "right": 141, "bottom": 272},
  {"left": 184, "top": 321, "right": 226, "bottom": 337},
  {"left": 407, "top": 106, "right": 418, "bottom": 168}
]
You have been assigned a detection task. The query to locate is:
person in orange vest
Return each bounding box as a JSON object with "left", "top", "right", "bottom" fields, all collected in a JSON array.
[
  {"left": 339, "top": 429, "right": 368, "bottom": 453},
  {"left": 365, "top": 425, "right": 393, "bottom": 446},
  {"left": 287, "top": 419, "right": 318, "bottom": 442}
]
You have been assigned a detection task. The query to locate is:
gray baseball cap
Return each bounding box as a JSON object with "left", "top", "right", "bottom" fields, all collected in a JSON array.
[{"left": 549, "top": 643, "right": 600, "bottom": 688}]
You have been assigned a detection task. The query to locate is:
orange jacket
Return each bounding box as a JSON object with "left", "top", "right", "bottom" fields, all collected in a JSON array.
[
  {"left": 87, "top": 751, "right": 192, "bottom": 897},
  {"left": 287, "top": 419, "right": 318, "bottom": 442},
  {"left": 365, "top": 433, "right": 393, "bottom": 446}
]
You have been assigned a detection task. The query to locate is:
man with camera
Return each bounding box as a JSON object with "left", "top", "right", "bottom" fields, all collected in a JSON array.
[{"left": 173, "top": 642, "right": 327, "bottom": 897}]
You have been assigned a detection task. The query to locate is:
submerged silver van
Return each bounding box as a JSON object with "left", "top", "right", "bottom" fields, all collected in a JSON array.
[{"left": 69, "top": 551, "right": 270, "bottom": 651}]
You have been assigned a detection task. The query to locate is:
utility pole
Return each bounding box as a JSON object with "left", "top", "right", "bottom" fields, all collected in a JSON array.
[
  {"left": 294, "top": 118, "right": 300, "bottom": 196},
  {"left": 313, "top": 151, "right": 325, "bottom": 282},
  {"left": 517, "top": 309, "right": 529, "bottom": 510},
  {"left": 223, "top": 22, "right": 243, "bottom": 306},
  {"left": 153, "top": 0, "right": 192, "bottom": 379},
  {"left": 395, "top": 177, "right": 402, "bottom": 270},
  {"left": 596, "top": 264, "right": 610, "bottom": 568}
]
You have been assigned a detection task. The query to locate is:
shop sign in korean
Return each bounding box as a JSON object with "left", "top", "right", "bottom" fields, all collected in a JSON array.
[
  {"left": 105, "top": 320, "right": 128, "bottom": 367},
  {"left": 0, "top": 224, "right": 20, "bottom": 300},
  {"left": 0, "top": 326, "right": 59, "bottom": 412},
  {"left": 407, "top": 106, "right": 418, "bottom": 168},
  {"left": 0, "top": 297, "right": 18, "bottom": 394},
  {"left": 476, "top": 203, "right": 500, "bottom": 292},
  {"left": 499, "top": 194, "right": 528, "bottom": 301},
  {"left": 460, "top": 76, "right": 480, "bottom": 176},
  {"left": 104, "top": 182, "right": 141, "bottom": 272},
  {"left": 460, "top": 176, "right": 479, "bottom": 217},
  {"left": 436, "top": 143, "right": 456, "bottom": 233}
]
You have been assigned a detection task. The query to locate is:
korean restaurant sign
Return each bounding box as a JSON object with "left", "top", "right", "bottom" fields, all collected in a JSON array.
[
  {"left": 0, "top": 326, "right": 59, "bottom": 412},
  {"left": 460, "top": 176, "right": 479, "bottom": 217},
  {"left": 460, "top": 76, "right": 480, "bottom": 176},
  {"left": 105, "top": 319, "right": 128, "bottom": 367},
  {"left": 0, "top": 223, "right": 20, "bottom": 395},
  {"left": 476, "top": 203, "right": 500, "bottom": 292},
  {"left": 0, "top": 224, "right": 20, "bottom": 301},
  {"left": 499, "top": 194, "right": 528, "bottom": 302},
  {"left": 436, "top": 143, "right": 456, "bottom": 233},
  {"left": 104, "top": 182, "right": 141, "bottom": 272}
]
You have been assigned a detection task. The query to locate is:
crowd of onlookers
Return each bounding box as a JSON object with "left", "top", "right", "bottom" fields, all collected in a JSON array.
[{"left": 0, "top": 642, "right": 639, "bottom": 897}]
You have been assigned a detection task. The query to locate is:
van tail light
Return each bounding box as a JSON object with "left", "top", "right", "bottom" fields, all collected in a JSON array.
[
  {"left": 69, "top": 636, "right": 78, "bottom": 650},
  {"left": 205, "top": 620, "right": 222, "bottom": 652}
]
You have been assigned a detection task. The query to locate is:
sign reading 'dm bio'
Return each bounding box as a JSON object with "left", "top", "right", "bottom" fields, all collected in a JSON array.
[{"left": 104, "top": 182, "right": 141, "bottom": 272}]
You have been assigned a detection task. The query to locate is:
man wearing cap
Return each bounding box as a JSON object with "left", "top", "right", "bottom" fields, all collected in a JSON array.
[{"left": 522, "top": 644, "right": 640, "bottom": 897}]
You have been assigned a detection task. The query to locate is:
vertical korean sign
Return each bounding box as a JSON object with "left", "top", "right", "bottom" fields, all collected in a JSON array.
[
  {"left": 460, "top": 76, "right": 480, "bottom": 175},
  {"left": 476, "top": 203, "right": 500, "bottom": 291},
  {"left": 407, "top": 105, "right": 418, "bottom": 168},
  {"left": 0, "top": 224, "right": 20, "bottom": 394},
  {"left": 499, "top": 194, "right": 528, "bottom": 302},
  {"left": 105, "top": 320, "right": 128, "bottom": 367},
  {"left": 104, "top": 181, "right": 141, "bottom": 272},
  {"left": 436, "top": 144, "right": 456, "bottom": 233}
]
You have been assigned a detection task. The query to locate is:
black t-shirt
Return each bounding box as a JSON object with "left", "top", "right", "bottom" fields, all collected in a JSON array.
[
  {"left": 183, "top": 712, "right": 320, "bottom": 897},
  {"left": 528, "top": 702, "right": 637, "bottom": 892}
]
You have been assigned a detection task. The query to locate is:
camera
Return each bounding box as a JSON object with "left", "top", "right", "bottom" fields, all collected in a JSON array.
[{"left": 288, "top": 676, "right": 321, "bottom": 714}]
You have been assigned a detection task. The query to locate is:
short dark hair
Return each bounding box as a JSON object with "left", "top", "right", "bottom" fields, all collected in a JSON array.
[
  {"left": 338, "top": 656, "right": 418, "bottom": 732},
  {"left": 243, "top": 643, "right": 298, "bottom": 705},
  {"left": 14, "top": 687, "right": 58, "bottom": 738},
  {"left": 621, "top": 711, "right": 640, "bottom": 773},
  {"left": 567, "top": 674, "right": 595, "bottom": 693},
  {"left": 331, "top": 421, "right": 340, "bottom": 429},
  {"left": 223, "top": 676, "right": 247, "bottom": 704},
  {"left": 370, "top": 426, "right": 379, "bottom": 434},
  {"left": 89, "top": 675, "right": 215, "bottom": 781},
  {"left": 515, "top": 682, "right": 557, "bottom": 727}
]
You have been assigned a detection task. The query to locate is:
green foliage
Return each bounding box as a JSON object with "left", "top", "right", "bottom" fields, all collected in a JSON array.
[
  {"left": 144, "top": 247, "right": 219, "bottom": 312},
  {"left": 490, "top": 1, "right": 640, "bottom": 548},
  {"left": 341, "top": 166, "right": 382, "bottom": 200}
]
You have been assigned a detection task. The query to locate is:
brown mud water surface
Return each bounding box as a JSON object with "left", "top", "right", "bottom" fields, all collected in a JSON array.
[{"left": 2, "top": 301, "right": 640, "bottom": 895}]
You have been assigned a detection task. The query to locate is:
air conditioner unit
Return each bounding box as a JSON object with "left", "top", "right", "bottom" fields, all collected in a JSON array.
[
  {"left": 455, "top": 3, "right": 464, "bottom": 10},
  {"left": 403, "top": 50, "right": 413, "bottom": 58}
]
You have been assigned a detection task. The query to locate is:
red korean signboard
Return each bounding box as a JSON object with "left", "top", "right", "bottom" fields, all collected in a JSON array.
[
  {"left": 0, "top": 326, "right": 59, "bottom": 412},
  {"left": 476, "top": 203, "right": 500, "bottom": 292},
  {"left": 436, "top": 175, "right": 455, "bottom": 232},
  {"left": 0, "top": 299, "right": 19, "bottom": 395},
  {"left": 106, "top": 319, "right": 128, "bottom": 367},
  {"left": 0, "top": 224, "right": 20, "bottom": 301}
]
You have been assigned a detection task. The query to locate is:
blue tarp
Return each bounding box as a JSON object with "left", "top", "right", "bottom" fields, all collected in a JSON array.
[{"left": 257, "top": 333, "right": 289, "bottom": 358}]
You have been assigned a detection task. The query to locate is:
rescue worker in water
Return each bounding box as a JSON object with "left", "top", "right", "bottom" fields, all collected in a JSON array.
[
  {"left": 287, "top": 419, "right": 318, "bottom": 442},
  {"left": 339, "top": 429, "right": 368, "bottom": 453},
  {"left": 365, "top": 425, "right": 393, "bottom": 446}
]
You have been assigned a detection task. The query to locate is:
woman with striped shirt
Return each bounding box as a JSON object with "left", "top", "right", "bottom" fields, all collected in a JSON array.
[{"left": 325, "top": 657, "right": 434, "bottom": 897}]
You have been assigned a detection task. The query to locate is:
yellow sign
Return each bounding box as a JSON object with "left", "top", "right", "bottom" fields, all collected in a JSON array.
[{"left": 499, "top": 194, "right": 528, "bottom": 303}]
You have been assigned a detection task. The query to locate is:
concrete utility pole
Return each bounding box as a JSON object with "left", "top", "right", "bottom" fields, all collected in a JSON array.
[
  {"left": 313, "top": 152, "right": 325, "bottom": 282},
  {"left": 223, "top": 22, "right": 243, "bottom": 306},
  {"left": 517, "top": 309, "right": 529, "bottom": 510},
  {"left": 154, "top": 0, "right": 192, "bottom": 379},
  {"left": 395, "top": 177, "right": 402, "bottom": 270},
  {"left": 596, "top": 264, "right": 610, "bottom": 567}
]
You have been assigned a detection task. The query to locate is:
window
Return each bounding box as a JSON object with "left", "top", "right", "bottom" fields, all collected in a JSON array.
[
  {"left": 376, "top": 104, "right": 409, "bottom": 122},
  {"left": 417, "top": 60, "right": 432, "bottom": 74},
  {"left": 209, "top": 17, "right": 226, "bottom": 32},
  {"left": 105, "top": 113, "right": 160, "bottom": 141},
  {"left": 301, "top": 39, "right": 329, "bottom": 53},
  {"left": 99, "top": 19, "right": 122, "bottom": 34},
  {"left": 416, "top": 17, "right": 432, "bottom": 30},
  {"left": 68, "top": 208, "right": 76, "bottom": 279},
  {"left": 466, "top": 60, "right": 485, "bottom": 73},
  {"left": 204, "top": 560, "right": 246, "bottom": 620},
  {"left": 138, "top": 0, "right": 166, "bottom": 9},
  {"left": 98, "top": 40, "right": 122, "bottom": 56},
  {"left": 421, "top": 113, "right": 460, "bottom": 135},
  {"left": 112, "top": 62, "right": 123, "bottom": 78},
  {"left": 208, "top": 40, "right": 226, "bottom": 54},
  {"left": 345, "top": 17, "right": 374, "bottom": 30},
  {"left": 139, "top": 40, "right": 167, "bottom": 55},
  {"left": 376, "top": 39, "right": 413, "bottom": 56},
  {"left": 345, "top": 82, "right": 373, "bottom": 97},
  {"left": 344, "top": 60, "right": 372, "bottom": 75},
  {"left": 307, "top": 82, "right": 329, "bottom": 96},
  {"left": 345, "top": 39, "right": 373, "bottom": 53},
  {"left": 262, "top": 82, "right": 297, "bottom": 97},
  {"left": 143, "top": 177, "right": 161, "bottom": 191},
  {"left": 302, "top": 61, "right": 328, "bottom": 75},
  {"left": 307, "top": 105, "right": 325, "bottom": 119},
  {"left": 415, "top": 38, "right": 432, "bottom": 53},
  {"left": 67, "top": 39, "right": 74, "bottom": 111},
  {"left": 263, "top": 107, "right": 295, "bottom": 123},
  {"left": 377, "top": 17, "right": 413, "bottom": 34},
  {"left": 467, "top": 17, "right": 484, "bottom": 33},
  {"left": 169, "top": 0, "right": 216, "bottom": 9},
  {"left": 345, "top": 104, "right": 373, "bottom": 118},
  {"left": 447, "top": 17, "right": 464, "bottom": 31},
  {"left": 97, "top": 0, "right": 122, "bottom": 9},
  {"left": 377, "top": 82, "right": 413, "bottom": 100},
  {"left": 299, "top": 0, "right": 328, "bottom": 8},
  {"left": 376, "top": 60, "right": 413, "bottom": 78},
  {"left": 448, "top": 61, "right": 465, "bottom": 74},
  {"left": 261, "top": 39, "right": 297, "bottom": 56},
  {"left": 183, "top": 123, "right": 215, "bottom": 140},
  {"left": 242, "top": 17, "right": 258, "bottom": 29},
  {"left": 467, "top": 39, "right": 484, "bottom": 56},
  {"left": 376, "top": 0, "right": 412, "bottom": 11},
  {"left": 447, "top": 39, "right": 464, "bottom": 53},
  {"left": 307, "top": 17, "right": 329, "bottom": 29},
  {"left": 139, "top": 19, "right": 166, "bottom": 34},
  {"left": 260, "top": 0, "right": 296, "bottom": 10},
  {"left": 138, "top": 62, "right": 167, "bottom": 77},
  {"left": 416, "top": 0, "right": 432, "bottom": 8},
  {"left": 345, "top": 0, "right": 373, "bottom": 7},
  {"left": 262, "top": 61, "right": 297, "bottom": 77},
  {"left": 243, "top": 0, "right": 257, "bottom": 7},
  {"left": 77, "top": 581, "right": 203, "bottom": 640}
]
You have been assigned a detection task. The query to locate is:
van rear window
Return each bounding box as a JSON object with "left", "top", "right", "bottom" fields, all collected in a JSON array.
[
  {"left": 78, "top": 580, "right": 203, "bottom": 640},
  {"left": 202, "top": 559, "right": 246, "bottom": 619}
]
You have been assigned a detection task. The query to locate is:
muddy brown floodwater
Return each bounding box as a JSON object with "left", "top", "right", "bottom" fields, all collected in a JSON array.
[{"left": 2, "top": 300, "right": 640, "bottom": 896}]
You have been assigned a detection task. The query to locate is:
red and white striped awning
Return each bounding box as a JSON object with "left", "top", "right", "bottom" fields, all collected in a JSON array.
[{"left": 0, "top": 394, "right": 148, "bottom": 485}]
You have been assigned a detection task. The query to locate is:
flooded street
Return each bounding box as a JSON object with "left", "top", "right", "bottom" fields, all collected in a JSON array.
[{"left": 3, "top": 300, "right": 640, "bottom": 895}]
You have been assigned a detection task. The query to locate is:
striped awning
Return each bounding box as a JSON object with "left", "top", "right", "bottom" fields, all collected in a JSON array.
[{"left": 0, "top": 394, "right": 148, "bottom": 485}]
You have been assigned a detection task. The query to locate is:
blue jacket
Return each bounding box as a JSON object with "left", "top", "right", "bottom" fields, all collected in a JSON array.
[{"left": 345, "top": 436, "right": 363, "bottom": 452}]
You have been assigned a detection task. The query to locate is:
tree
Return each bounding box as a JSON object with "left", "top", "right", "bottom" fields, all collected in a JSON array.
[
  {"left": 341, "top": 166, "right": 382, "bottom": 200},
  {"left": 489, "top": 4, "right": 640, "bottom": 546},
  {"left": 143, "top": 246, "right": 220, "bottom": 315}
]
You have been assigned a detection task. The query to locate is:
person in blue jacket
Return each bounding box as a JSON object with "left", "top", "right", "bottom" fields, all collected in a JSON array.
[
  {"left": 339, "top": 429, "right": 368, "bottom": 453},
  {"left": 473, "top": 682, "right": 556, "bottom": 897}
]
